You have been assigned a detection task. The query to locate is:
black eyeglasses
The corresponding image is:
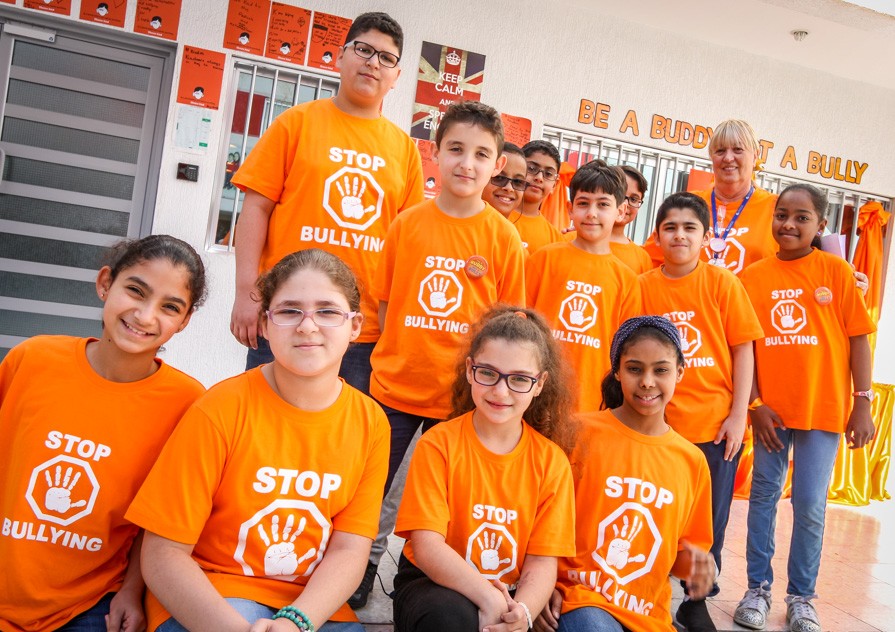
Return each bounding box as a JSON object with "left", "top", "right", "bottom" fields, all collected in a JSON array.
[
  {"left": 344, "top": 40, "right": 400, "bottom": 68},
  {"left": 490, "top": 174, "right": 529, "bottom": 191},
  {"left": 625, "top": 196, "right": 644, "bottom": 208},
  {"left": 266, "top": 308, "right": 357, "bottom": 327},
  {"left": 471, "top": 365, "right": 541, "bottom": 394},
  {"left": 526, "top": 162, "right": 559, "bottom": 181}
]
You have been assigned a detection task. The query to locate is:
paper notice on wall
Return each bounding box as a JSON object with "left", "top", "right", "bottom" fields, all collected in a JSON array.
[
  {"left": 223, "top": 0, "right": 270, "bottom": 56},
  {"left": 23, "top": 0, "right": 72, "bottom": 15},
  {"left": 134, "top": 0, "right": 183, "bottom": 41},
  {"left": 177, "top": 46, "right": 226, "bottom": 110},
  {"left": 501, "top": 114, "right": 532, "bottom": 147},
  {"left": 414, "top": 139, "right": 441, "bottom": 199},
  {"left": 411, "top": 41, "right": 485, "bottom": 141},
  {"left": 306, "top": 11, "right": 350, "bottom": 71},
  {"left": 79, "top": 0, "right": 126, "bottom": 27},
  {"left": 265, "top": 3, "right": 311, "bottom": 64},
  {"left": 820, "top": 233, "right": 847, "bottom": 259},
  {"left": 174, "top": 105, "right": 213, "bottom": 153}
]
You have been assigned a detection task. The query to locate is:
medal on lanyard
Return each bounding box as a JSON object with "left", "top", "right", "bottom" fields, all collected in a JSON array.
[{"left": 710, "top": 186, "right": 754, "bottom": 256}]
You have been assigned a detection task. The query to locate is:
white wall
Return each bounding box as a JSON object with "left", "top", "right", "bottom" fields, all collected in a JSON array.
[{"left": 9, "top": 0, "right": 894, "bottom": 385}]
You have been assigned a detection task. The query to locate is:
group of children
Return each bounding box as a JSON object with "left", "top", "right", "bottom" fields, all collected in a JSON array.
[{"left": 0, "top": 10, "right": 878, "bottom": 632}]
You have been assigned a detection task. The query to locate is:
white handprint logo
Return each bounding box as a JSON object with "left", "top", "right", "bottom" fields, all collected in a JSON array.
[
  {"left": 258, "top": 514, "right": 317, "bottom": 577},
  {"left": 559, "top": 292, "right": 598, "bottom": 333},
  {"left": 418, "top": 271, "right": 463, "bottom": 317},
  {"left": 427, "top": 277, "right": 458, "bottom": 310},
  {"left": 477, "top": 531, "right": 512, "bottom": 570},
  {"left": 44, "top": 465, "right": 88, "bottom": 513},
  {"left": 335, "top": 176, "right": 375, "bottom": 219},
  {"left": 705, "top": 238, "right": 745, "bottom": 274},
  {"left": 676, "top": 322, "right": 702, "bottom": 358},
  {"left": 602, "top": 514, "right": 646, "bottom": 569},
  {"left": 568, "top": 298, "right": 595, "bottom": 327},
  {"left": 771, "top": 299, "right": 807, "bottom": 334}
]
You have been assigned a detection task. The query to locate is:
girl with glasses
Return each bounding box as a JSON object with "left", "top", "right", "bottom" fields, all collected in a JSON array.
[
  {"left": 392, "top": 306, "right": 577, "bottom": 632},
  {"left": 128, "top": 249, "right": 388, "bottom": 632}
]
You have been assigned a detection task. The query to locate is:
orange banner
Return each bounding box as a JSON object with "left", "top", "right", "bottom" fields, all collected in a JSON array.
[
  {"left": 223, "top": 0, "right": 270, "bottom": 56},
  {"left": 177, "top": 46, "right": 226, "bottom": 110},
  {"left": 306, "top": 11, "right": 351, "bottom": 72},
  {"left": 134, "top": 0, "right": 182, "bottom": 41},
  {"left": 265, "top": 3, "right": 311, "bottom": 64}
]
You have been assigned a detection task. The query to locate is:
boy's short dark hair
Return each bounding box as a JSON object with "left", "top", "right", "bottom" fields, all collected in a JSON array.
[
  {"left": 569, "top": 165, "right": 626, "bottom": 205},
  {"left": 580, "top": 158, "right": 608, "bottom": 170},
  {"left": 502, "top": 142, "right": 525, "bottom": 159},
  {"left": 655, "top": 192, "right": 710, "bottom": 232},
  {"left": 522, "top": 140, "right": 561, "bottom": 171},
  {"left": 345, "top": 12, "right": 404, "bottom": 56},
  {"left": 435, "top": 101, "right": 504, "bottom": 154},
  {"left": 620, "top": 165, "right": 648, "bottom": 196}
]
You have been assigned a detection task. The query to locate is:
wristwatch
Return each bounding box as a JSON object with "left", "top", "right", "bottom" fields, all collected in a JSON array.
[{"left": 852, "top": 390, "right": 874, "bottom": 403}]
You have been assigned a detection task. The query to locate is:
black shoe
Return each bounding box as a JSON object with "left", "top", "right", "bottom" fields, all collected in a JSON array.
[
  {"left": 348, "top": 561, "right": 378, "bottom": 609},
  {"left": 675, "top": 598, "right": 717, "bottom": 632}
]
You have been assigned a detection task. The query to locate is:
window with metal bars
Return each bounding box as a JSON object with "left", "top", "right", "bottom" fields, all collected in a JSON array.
[{"left": 207, "top": 60, "right": 339, "bottom": 251}]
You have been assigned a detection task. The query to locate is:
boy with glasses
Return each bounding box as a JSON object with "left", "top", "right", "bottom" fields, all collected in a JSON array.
[
  {"left": 610, "top": 165, "right": 655, "bottom": 274},
  {"left": 505, "top": 140, "right": 563, "bottom": 254},
  {"left": 230, "top": 12, "right": 424, "bottom": 387},
  {"left": 481, "top": 142, "right": 528, "bottom": 218}
]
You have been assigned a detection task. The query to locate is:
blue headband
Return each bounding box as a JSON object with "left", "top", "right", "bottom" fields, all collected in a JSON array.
[{"left": 610, "top": 316, "right": 682, "bottom": 372}]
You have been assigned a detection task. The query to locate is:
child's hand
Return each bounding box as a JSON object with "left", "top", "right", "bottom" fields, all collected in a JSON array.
[
  {"left": 478, "top": 582, "right": 510, "bottom": 631},
  {"left": 680, "top": 540, "right": 716, "bottom": 600},
  {"left": 533, "top": 589, "right": 562, "bottom": 631},
  {"left": 714, "top": 412, "right": 746, "bottom": 461},
  {"left": 845, "top": 407, "right": 876, "bottom": 449},
  {"left": 749, "top": 404, "right": 785, "bottom": 452},
  {"left": 482, "top": 581, "right": 529, "bottom": 632},
  {"left": 851, "top": 266, "right": 869, "bottom": 296},
  {"left": 105, "top": 588, "right": 146, "bottom": 632}
]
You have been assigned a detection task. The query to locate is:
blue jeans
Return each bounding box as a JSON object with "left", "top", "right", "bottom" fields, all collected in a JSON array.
[
  {"left": 557, "top": 606, "right": 626, "bottom": 632},
  {"left": 56, "top": 593, "right": 114, "bottom": 632},
  {"left": 246, "top": 338, "right": 374, "bottom": 397},
  {"left": 681, "top": 440, "right": 741, "bottom": 597},
  {"left": 379, "top": 403, "right": 441, "bottom": 494},
  {"left": 157, "top": 598, "right": 363, "bottom": 631},
  {"left": 746, "top": 427, "right": 840, "bottom": 597}
]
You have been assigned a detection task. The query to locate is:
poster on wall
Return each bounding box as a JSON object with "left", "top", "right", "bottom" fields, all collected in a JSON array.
[
  {"left": 414, "top": 139, "right": 440, "bottom": 199},
  {"left": 134, "top": 0, "right": 182, "bottom": 41},
  {"left": 501, "top": 114, "right": 532, "bottom": 147},
  {"left": 177, "top": 46, "right": 226, "bottom": 110},
  {"left": 79, "top": 0, "right": 126, "bottom": 27},
  {"left": 411, "top": 41, "right": 485, "bottom": 142},
  {"left": 23, "top": 0, "right": 72, "bottom": 16},
  {"left": 265, "top": 3, "right": 311, "bottom": 64},
  {"left": 223, "top": 0, "right": 270, "bottom": 56},
  {"left": 306, "top": 11, "right": 351, "bottom": 72}
]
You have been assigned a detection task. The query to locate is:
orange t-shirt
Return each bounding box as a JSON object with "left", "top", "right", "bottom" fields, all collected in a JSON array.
[
  {"left": 610, "top": 241, "right": 653, "bottom": 275},
  {"left": 231, "top": 98, "right": 425, "bottom": 343},
  {"left": 396, "top": 411, "right": 575, "bottom": 588},
  {"left": 740, "top": 249, "right": 876, "bottom": 432},
  {"left": 125, "top": 369, "right": 389, "bottom": 629},
  {"left": 370, "top": 200, "right": 526, "bottom": 418},
  {"left": 558, "top": 410, "right": 713, "bottom": 632},
  {"left": 525, "top": 242, "right": 641, "bottom": 412},
  {"left": 639, "top": 263, "right": 763, "bottom": 443},
  {"left": 506, "top": 211, "right": 564, "bottom": 255},
  {"left": 0, "top": 336, "right": 203, "bottom": 632},
  {"left": 642, "top": 186, "right": 778, "bottom": 276}
]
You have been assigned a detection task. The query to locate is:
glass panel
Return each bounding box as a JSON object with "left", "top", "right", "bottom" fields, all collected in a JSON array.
[
  {"left": 3, "top": 157, "right": 135, "bottom": 200},
  {"left": 0, "top": 233, "right": 108, "bottom": 269},
  {"left": 0, "top": 194, "right": 129, "bottom": 236},
  {"left": 12, "top": 40, "right": 150, "bottom": 91},
  {"left": 0, "top": 271, "right": 102, "bottom": 307},
  {"left": 2, "top": 117, "right": 140, "bottom": 163},
  {"left": 0, "top": 309, "right": 101, "bottom": 338},
  {"left": 6, "top": 79, "right": 146, "bottom": 127}
]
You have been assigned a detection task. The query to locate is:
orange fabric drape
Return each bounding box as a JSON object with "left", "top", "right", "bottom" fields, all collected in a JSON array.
[
  {"left": 541, "top": 162, "right": 575, "bottom": 231},
  {"left": 852, "top": 201, "right": 889, "bottom": 324}
]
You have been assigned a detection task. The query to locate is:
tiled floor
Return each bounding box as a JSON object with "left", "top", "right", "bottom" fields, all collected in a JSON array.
[{"left": 355, "top": 497, "right": 895, "bottom": 631}]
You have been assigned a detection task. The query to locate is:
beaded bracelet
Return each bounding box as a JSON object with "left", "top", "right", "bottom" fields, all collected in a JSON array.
[
  {"left": 518, "top": 601, "right": 533, "bottom": 630},
  {"left": 272, "top": 605, "right": 315, "bottom": 632}
]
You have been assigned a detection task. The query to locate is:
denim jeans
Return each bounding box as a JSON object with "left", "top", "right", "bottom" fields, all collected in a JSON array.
[
  {"left": 379, "top": 403, "right": 441, "bottom": 495},
  {"left": 746, "top": 427, "right": 840, "bottom": 597},
  {"left": 56, "top": 593, "right": 114, "bottom": 632},
  {"left": 157, "top": 598, "right": 364, "bottom": 632},
  {"left": 246, "top": 338, "right": 374, "bottom": 397},
  {"left": 557, "top": 606, "right": 627, "bottom": 632}
]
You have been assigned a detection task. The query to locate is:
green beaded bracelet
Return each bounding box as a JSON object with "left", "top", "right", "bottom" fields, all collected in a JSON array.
[{"left": 272, "top": 606, "right": 315, "bottom": 632}]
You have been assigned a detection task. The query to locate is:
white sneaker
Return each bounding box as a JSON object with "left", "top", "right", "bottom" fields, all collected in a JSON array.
[
  {"left": 786, "top": 595, "right": 821, "bottom": 632},
  {"left": 734, "top": 584, "right": 772, "bottom": 630}
]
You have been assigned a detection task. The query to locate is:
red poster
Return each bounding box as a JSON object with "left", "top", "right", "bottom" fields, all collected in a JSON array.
[
  {"left": 134, "top": 0, "right": 182, "bottom": 41},
  {"left": 223, "top": 0, "right": 270, "bottom": 56},
  {"left": 414, "top": 139, "right": 441, "bottom": 199},
  {"left": 265, "top": 3, "right": 311, "bottom": 64},
  {"left": 177, "top": 46, "right": 226, "bottom": 110},
  {"left": 79, "top": 0, "right": 126, "bottom": 27},
  {"left": 0, "top": 0, "right": 14, "bottom": 5},
  {"left": 23, "top": 0, "right": 72, "bottom": 16},
  {"left": 306, "top": 11, "right": 351, "bottom": 71},
  {"left": 411, "top": 41, "right": 485, "bottom": 141},
  {"left": 501, "top": 114, "right": 532, "bottom": 147}
]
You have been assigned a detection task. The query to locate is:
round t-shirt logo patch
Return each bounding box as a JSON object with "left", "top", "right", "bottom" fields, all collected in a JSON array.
[
  {"left": 465, "top": 255, "right": 488, "bottom": 279},
  {"left": 814, "top": 286, "right": 833, "bottom": 305}
]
